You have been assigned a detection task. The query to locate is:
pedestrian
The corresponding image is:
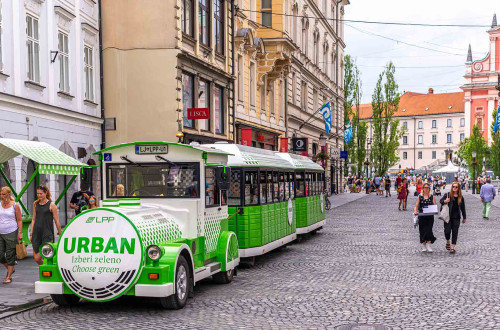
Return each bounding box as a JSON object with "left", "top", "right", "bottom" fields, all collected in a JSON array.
[
  {"left": 480, "top": 177, "right": 496, "bottom": 220},
  {"left": 70, "top": 183, "right": 95, "bottom": 216},
  {"left": 440, "top": 183, "right": 466, "bottom": 254},
  {"left": 413, "top": 183, "right": 437, "bottom": 252},
  {"left": 396, "top": 174, "right": 402, "bottom": 191},
  {"left": 30, "top": 185, "right": 62, "bottom": 265},
  {"left": 88, "top": 196, "right": 99, "bottom": 209},
  {"left": 0, "top": 187, "right": 23, "bottom": 284},
  {"left": 415, "top": 178, "right": 423, "bottom": 196},
  {"left": 397, "top": 178, "right": 408, "bottom": 211},
  {"left": 374, "top": 175, "right": 381, "bottom": 195},
  {"left": 384, "top": 175, "right": 391, "bottom": 197}
]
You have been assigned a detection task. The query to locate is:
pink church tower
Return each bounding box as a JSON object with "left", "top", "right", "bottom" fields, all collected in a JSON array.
[{"left": 461, "top": 14, "right": 500, "bottom": 144}]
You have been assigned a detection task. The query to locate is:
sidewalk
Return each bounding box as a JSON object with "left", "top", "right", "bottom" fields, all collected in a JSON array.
[
  {"left": 0, "top": 245, "right": 48, "bottom": 316},
  {"left": 329, "top": 191, "right": 368, "bottom": 209}
]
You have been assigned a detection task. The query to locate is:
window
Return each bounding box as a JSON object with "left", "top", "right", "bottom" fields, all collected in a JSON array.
[
  {"left": 199, "top": 0, "right": 210, "bottom": 46},
  {"left": 460, "top": 133, "right": 465, "bottom": 141},
  {"left": 237, "top": 55, "right": 243, "bottom": 101},
  {"left": 418, "top": 135, "right": 423, "bottom": 144},
  {"left": 312, "top": 143, "right": 318, "bottom": 156},
  {"left": 301, "top": 81, "right": 307, "bottom": 110},
  {"left": 269, "top": 82, "right": 275, "bottom": 115},
  {"left": 418, "top": 151, "right": 422, "bottom": 159},
  {"left": 215, "top": 85, "right": 224, "bottom": 134},
  {"left": 418, "top": 121, "right": 423, "bottom": 129},
  {"left": 313, "top": 89, "right": 318, "bottom": 113},
  {"left": 447, "top": 134, "right": 452, "bottom": 143},
  {"left": 477, "top": 117, "right": 483, "bottom": 130},
  {"left": 250, "top": 61, "right": 256, "bottom": 106},
  {"left": 278, "top": 79, "right": 283, "bottom": 119},
  {"left": 182, "top": 73, "right": 194, "bottom": 128},
  {"left": 279, "top": 172, "right": 285, "bottom": 201},
  {"left": 402, "top": 121, "right": 407, "bottom": 130},
  {"left": 266, "top": 171, "right": 273, "bottom": 202},
  {"left": 296, "top": 172, "right": 305, "bottom": 197},
  {"left": 214, "top": 0, "right": 224, "bottom": 53},
  {"left": 26, "top": 15, "right": 40, "bottom": 83},
  {"left": 84, "top": 46, "right": 94, "bottom": 101},
  {"left": 205, "top": 168, "right": 216, "bottom": 206},
  {"left": 403, "top": 136, "right": 408, "bottom": 145},
  {"left": 199, "top": 79, "right": 210, "bottom": 131},
  {"left": 0, "top": 1, "right": 3, "bottom": 71},
  {"left": 432, "top": 120, "right": 436, "bottom": 128},
  {"left": 292, "top": 6, "right": 298, "bottom": 42},
  {"left": 272, "top": 172, "right": 279, "bottom": 202},
  {"left": 58, "top": 32, "right": 70, "bottom": 93},
  {"left": 107, "top": 163, "right": 200, "bottom": 198},
  {"left": 403, "top": 152, "right": 407, "bottom": 160},
  {"left": 460, "top": 118, "right": 465, "bottom": 127},
  {"left": 229, "top": 170, "right": 241, "bottom": 206},
  {"left": 432, "top": 134, "right": 437, "bottom": 144},
  {"left": 261, "top": 0, "right": 272, "bottom": 27},
  {"left": 260, "top": 84, "right": 266, "bottom": 113},
  {"left": 260, "top": 171, "right": 267, "bottom": 204},
  {"left": 447, "top": 119, "right": 452, "bottom": 127},
  {"left": 181, "top": 0, "right": 193, "bottom": 36},
  {"left": 432, "top": 151, "right": 436, "bottom": 159},
  {"left": 291, "top": 72, "right": 296, "bottom": 104}
]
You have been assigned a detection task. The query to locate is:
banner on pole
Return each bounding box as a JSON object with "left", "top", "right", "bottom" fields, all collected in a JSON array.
[
  {"left": 494, "top": 106, "right": 500, "bottom": 134},
  {"left": 344, "top": 121, "right": 353, "bottom": 144},
  {"left": 320, "top": 102, "right": 332, "bottom": 134}
]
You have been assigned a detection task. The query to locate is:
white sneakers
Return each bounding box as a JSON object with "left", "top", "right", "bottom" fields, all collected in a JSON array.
[
  {"left": 421, "top": 244, "right": 433, "bottom": 253},
  {"left": 421, "top": 246, "right": 427, "bottom": 252}
]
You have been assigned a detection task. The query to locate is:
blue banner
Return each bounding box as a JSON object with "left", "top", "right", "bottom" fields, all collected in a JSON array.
[
  {"left": 340, "top": 151, "right": 348, "bottom": 159},
  {"left": 344, "top": 121, "right": 353, "bottom": 144},
  {"left": 320, "top": 102, "right": 332, "bottom": 134},
  {"left": 494, "top": 106, "right": 500, "bottom": 134}
]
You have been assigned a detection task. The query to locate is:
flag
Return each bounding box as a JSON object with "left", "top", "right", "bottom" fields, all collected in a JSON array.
[
  {"left": 344, "top": 121, "right": 353, "bottom": 144},
  {"left": 320, "top": 102, "right": 332, "bottom": 134},
  {"left": 494, "top": 106, "right": 500, "bottom": 134}
]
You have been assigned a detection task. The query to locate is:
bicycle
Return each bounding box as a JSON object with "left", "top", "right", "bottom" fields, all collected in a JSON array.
[{"left": 324, "top": 190, "right": 331, "bottom": 211}]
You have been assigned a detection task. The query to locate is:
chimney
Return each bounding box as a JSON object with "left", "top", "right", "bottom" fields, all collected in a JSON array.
[{"left": 428, "top": 88, "right": 434, "bottom": 94}]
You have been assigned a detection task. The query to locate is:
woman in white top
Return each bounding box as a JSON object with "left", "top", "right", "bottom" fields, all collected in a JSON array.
[{"left": 0, "top": 187, "right": 23, "bottom": 284}]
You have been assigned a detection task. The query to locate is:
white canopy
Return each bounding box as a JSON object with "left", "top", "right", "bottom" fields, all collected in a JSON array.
[{"left": 433, "top": 161, "right": 459, "bottom": 174}]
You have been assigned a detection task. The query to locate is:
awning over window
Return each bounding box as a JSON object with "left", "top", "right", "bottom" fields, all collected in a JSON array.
[{"left": 0, "top": 138, "right": 86, "bottom": 175}]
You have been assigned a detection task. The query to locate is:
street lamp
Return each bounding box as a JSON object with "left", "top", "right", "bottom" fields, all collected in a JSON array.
[
  {"left": 472, "top": 151, "right": 477, "bottom": 194},
  {"left": 319, "top": 134, "right": 328, "bottom": 192}
]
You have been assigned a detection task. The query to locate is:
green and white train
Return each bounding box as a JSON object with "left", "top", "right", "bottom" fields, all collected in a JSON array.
[{"left": 35, "top": 141, "right": 326, "bottom": 309}]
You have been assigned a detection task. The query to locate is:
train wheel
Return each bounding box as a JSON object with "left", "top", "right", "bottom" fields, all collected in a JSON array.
[
  {"left": 213, "top": 268, "right": 234, "bottom": 284},
  {"left": 160, "top": 255, "right": 190, "bottom": 309},
  {"left": 51, "top": 294, "right": 80, "bottom": 306}
]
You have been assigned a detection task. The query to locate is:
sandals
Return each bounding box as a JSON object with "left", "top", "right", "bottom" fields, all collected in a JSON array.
[
  {"left": 450, "top": 249, "right": 456, "bottom": 254},
  {"left": 2, "top": 278, "right": 12, "bottom": 284},
  {"left": 446, "top": 243, "right": 451, "bottom": 250}
]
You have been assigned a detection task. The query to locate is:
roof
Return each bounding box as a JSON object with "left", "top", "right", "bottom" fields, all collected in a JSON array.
[
  {"left": 433, "top": 161, "right": 459, "bottom": 173},
  {"left": 357, "top": 91, "right": 465, "bottom": 120},
  {"left": 0, "top": 138, "right": 86, "bottom": 175},
  {"left": 93, "top": 141, "right": 232, "bottom": 156},
  {"left": 276, "top": 153, "right": 325, "bottom": 171}
]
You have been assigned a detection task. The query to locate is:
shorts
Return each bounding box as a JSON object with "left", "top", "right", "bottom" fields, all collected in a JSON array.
[
  {"left": 0, "top": 230, "right": 18, "bottom": 266},
  {"left": 32, "top": 233, "right": 54, "bottom": 255}
]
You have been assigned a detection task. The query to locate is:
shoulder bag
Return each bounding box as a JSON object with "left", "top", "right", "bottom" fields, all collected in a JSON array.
[{"left": 438, "top": 193, "right": 450, "bottom": 223}]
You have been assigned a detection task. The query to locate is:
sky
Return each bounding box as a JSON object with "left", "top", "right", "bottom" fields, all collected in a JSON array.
[{"left": 344, "top": 0, "right": 499, "bottom": 103}]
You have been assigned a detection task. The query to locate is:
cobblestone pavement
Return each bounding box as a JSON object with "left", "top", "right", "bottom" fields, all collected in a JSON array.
[{"left": 2, "top": 192, "right": 500, "bottom": 329}]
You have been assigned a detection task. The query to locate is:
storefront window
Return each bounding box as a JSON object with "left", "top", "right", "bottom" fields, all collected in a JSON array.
[
  {"left": 199, "top": 79, "right": 210, "bottom": 131},
  {"left": 215, "top": 85, "right": 224, "bottom": 134},
  {"left": 182, "top": 73, "right": 194, "bottom": 128},
  {"left": 228, "top": 170, "right": 241, "bottom": 206},
  {"left": 245, "top": 171, "right": 259, "bottom": 205},
  {"left": 260, "top": 171, "right": 267, "bottom": 204}
]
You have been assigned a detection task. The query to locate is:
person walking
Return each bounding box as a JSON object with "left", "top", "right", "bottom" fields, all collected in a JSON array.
[
  {"left": 30, "top": 185, "right": 62, "bottom": 265},
  {"left": 480, "top": 177, "right": 496, "bottom": 220},
  {"left": 397, "top": 178, "right": 408, "bottom": 211},
  {"left": 69, "top": 183, "right": 95, "bottom": 216},
  {"left": 440, "top": 183, "right": 466, "bottom": 254},
  {"left": 384, "top": 176, "right": 391, "bottom": 197},
  {"left": 0, "top": 187, "right": 22, "bottom": 284},
  {"left": 374, "top": 176, "right": 381, "bottom": 195},
  {"left": 413, "top": 183, "right": 437, "bottom": 252},
  {"left": 415, "top": 178, "right": 423, "bottom": 196}
]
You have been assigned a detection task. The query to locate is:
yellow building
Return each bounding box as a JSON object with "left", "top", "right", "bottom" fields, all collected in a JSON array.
[{"left": 101, "top": 0, "right": 235, "bottom": 145}]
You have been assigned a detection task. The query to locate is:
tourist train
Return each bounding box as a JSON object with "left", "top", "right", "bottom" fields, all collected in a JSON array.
[{"left": 35, "top": 141, "right": 326, "bottom": 309}]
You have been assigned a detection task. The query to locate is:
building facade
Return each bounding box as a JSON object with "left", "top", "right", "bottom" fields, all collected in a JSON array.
[
  {"left": 461, "top": 15, "right": 499, "bottom": 144},
  {"left": 0, "top": 0, "right": 102, "bottom": 225},
  {"left": 102, "top": 0, "right": 234, "bottom": 146},
  {"left": 359, "top": 90, "right": 465, "bottom": 171}
]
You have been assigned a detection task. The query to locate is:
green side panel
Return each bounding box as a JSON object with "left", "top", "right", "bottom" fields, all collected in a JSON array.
[{"left": 295, "top": 197, "right": 308, "bottom": 228}]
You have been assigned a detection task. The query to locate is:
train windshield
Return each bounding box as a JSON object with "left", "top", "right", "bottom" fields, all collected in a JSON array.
[{"left": 106, "top": 163, "right": 200, "bottom": 198}]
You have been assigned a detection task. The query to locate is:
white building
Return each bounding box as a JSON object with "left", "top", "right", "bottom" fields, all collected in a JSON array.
[
  {"left": 0, "top": 0, "right": 102, "bottom": 225},
  {"left": 359, "top": 90, "right": 465, "bottom": 172}
]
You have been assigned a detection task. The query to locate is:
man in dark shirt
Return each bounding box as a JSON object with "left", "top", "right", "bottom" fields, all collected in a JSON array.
[{"left": 70, "top": 183, "right": 95, "bottom": 215}]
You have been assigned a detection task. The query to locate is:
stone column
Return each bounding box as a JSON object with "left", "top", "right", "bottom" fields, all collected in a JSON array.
[{"left": 488, "top": 97, "right": 495, "bottom": 145}]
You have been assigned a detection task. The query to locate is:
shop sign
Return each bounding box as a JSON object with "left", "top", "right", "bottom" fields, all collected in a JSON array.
[
  {"left": 135, "top": 145, "right": 168, "bottom": 154},
  {"left": 292, "top": 138, "right": 308, "bottom": 152},
  {"left": 331, "top": 148, "right": 341, "bottom": 160},
  {"left": 187, "top": 107, "right": 210, "bottom": 120},
  {"left": 257, "top": 132, "right": 265, "bottom": 142},
  {"left": 340, "top": 151, "right": 348, "bottom": 159},
  {"left": 280, "top": 138, "right": 289, "bottom": 152}
]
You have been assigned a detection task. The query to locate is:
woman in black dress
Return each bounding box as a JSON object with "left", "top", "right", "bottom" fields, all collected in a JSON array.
[
  {"left": 439, "top": 182, "right": 466, "bottom": 254},
  {"left": 413, "top": 183, "right": 437, "bottom": 253}
]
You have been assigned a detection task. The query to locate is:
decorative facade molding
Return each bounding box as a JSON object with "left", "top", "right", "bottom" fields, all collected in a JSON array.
[
  {"left": 81, "top": 23, "right": 98, "bottom": 46},
  {"left": 54, "top": 6, "right": 75, "bottom": 33},
  {"left": 25, "top": 0, "right": 45, "bottom": 16}
]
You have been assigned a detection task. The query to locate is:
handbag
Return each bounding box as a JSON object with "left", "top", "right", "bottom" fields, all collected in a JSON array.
[
  {"left": 438, "top": 193, "right": 450, "bottom": 223},
  {"left": 412, "top": 214, "right": 419, "bottom": 228},
  {"left": 16, "top": 241, "right": 28, "bottom": 260}
]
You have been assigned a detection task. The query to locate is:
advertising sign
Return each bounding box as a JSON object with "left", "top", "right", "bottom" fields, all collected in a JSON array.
[
  {"left": 292, "top": 138, "right": 308, "bottom": 152},
  {"left": 340, "top": 151, "right": 348, "bottom": 159},
  {"left": 187, "top": 107, "right": 210, "bottom": 120},
  {"left": 57, "top": 210, "right": 143, "bottom": 301},
  {"left": 331, "top": 148, "right": 341, "bottom": 160}
]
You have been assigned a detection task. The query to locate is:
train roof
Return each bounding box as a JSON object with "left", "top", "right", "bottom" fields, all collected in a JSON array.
[{"left": 275, "top": 152, "right": 324, "bottom": 171}]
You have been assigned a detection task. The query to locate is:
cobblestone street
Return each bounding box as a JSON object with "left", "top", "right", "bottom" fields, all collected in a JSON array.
[{"left": 2, "top": 191, "right": 500, "bottom": 329}]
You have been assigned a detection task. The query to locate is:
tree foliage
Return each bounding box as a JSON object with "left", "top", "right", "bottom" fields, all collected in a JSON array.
[
  {"left": 457, "top": 125, "right": 489, "bottom": 179},
  {"left": 490, "top": 109, "right": 500, "bottom": 178},
  {"left": 370, "top": 62, "right": 403, "bottom": 176}
]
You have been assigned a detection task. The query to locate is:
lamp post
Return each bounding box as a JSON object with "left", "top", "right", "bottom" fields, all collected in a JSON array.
[
  {"left": 319, "top": 134, "right": 328, "bottom": 192},
  {"left": 472, "top": 151, "right": 477, "bottom": 194}
]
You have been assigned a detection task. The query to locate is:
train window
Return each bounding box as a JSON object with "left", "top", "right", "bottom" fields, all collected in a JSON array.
[
  {"left": 318, "top": 173, "right": 323, "bottom": 194},
  {"left": 229, "top": 170, "right": 242, "bottom": 206},
  {"left": 295, "top": 172, "right": 304, "bottom": 197},
  {"left": 290, "top": 172, "right": 295, "bottom": 199},
  {"left": 260, "top": 171, "right": 267, "bottom": 204},
  {"left": 313, "top": 173, "right": 318, "bottom": 195},
  {"left": 272, "top": 172, "right": 279, "bottom": 203},
  {"left": 279, "top": 172, "right": 285, "bottom": 202},
  {"left": 284, "top": 172, "right": 290, "bottom": 200},
  {"left": 267, "top": 172, "right": 273, "bottom": 203},
  {"left": 244, "top": 171, "right": 259, "bottom": 205},
  {"left": 305, "top": 173, "right": 311, "bottom": 197},
  {"left": 206, "top": 168, "right": 216, "bottom": 206},
  {"left": 107, "top": 163, "right": 199, "bottom": 198}
]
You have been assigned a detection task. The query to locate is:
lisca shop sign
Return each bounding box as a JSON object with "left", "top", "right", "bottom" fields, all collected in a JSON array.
[{"left": 187, "top": 107, "right": 210, "bottom": 120}]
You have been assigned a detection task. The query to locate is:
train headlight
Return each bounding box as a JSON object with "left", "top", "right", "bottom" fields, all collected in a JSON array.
[
  {"left": 41, "top": 244, "right": 55, "bottom": 259},
  {"left": 147, "top": 245, "right": 162, "bottom": 261}
]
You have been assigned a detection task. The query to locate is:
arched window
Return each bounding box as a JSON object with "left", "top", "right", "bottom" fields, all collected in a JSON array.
[
  {"left": 292, "top": 5, "right": 298, "bottom": 43},
  {"left": 477, "top": 117, "right": 483, "bottom": 130}
]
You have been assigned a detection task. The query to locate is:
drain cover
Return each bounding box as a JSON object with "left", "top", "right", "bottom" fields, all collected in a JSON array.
[{"left": 337, "top": 324, "right": 388, "bottom": 330}]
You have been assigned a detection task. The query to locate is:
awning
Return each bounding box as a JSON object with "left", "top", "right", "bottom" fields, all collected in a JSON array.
[
  {"left": 0, "top": 138, "right": 86, "bottom": 175},
  {"left": 432, "top": 161, "right": 459, "bottom": 174}
]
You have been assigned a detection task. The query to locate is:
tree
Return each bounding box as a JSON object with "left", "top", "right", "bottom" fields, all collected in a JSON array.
[
  {"left": 343, "top": 55, "right": 366, "bottom": 176},
  {"left": 370, "top": 62, "right": 403, "bottom": 176},
  {"left": 490, "top": 109, "right": 500, "bottom": 178},
  {"left": 457, "top": 125, "right": 488, "bottom": 179}
]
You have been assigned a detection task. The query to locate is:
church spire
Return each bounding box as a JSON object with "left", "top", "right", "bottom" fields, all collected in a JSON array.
[
  {"left": 467, "top": 44, "right": 472, "bottom": 63},
  {"left": 493, "top": 13, "right": 497, "bottom": 28}
]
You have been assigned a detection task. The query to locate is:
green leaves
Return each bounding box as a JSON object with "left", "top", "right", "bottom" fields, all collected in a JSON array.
[{"left": 458, "top": 125, "right": 488, "bottom": 179}]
